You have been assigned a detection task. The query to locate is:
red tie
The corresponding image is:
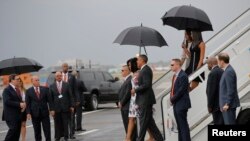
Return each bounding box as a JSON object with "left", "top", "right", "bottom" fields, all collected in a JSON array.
[
  {"left": 171, "top": 74, "right": 176, "bottom": 97},
  {"left": 35, "top": 87, "right": 40, "bottom": 99},
  {"left": 15, "top": 88, "right": 22, "bottom": 100}
]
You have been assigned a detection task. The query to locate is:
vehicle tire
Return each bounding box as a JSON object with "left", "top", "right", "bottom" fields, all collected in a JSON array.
[
  {"left": 88, "top": 93, "right": 98, "bottom": 111},
  {"left": 236, "top": 108, "right": 250, "bottom": 125}
]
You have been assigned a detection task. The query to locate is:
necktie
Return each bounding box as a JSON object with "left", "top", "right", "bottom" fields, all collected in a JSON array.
[
  {"left": 35, "top": 87, "right": 40, "bottom": 99},
  {"left": 57, "top": 82, "right": 61, "bottom": 94},
  {"left": 171, "top": 74, "right": 176, "bottom": 97},
  {"left": 15, "top": 88, "right": 22, "bottom": 100}
]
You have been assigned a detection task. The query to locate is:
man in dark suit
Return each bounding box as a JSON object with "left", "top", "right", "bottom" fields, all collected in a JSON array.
[
  {"left": 49, "top": 71, "right": 74, "bottom": 141},
  {"left": 218, "top": 53, "right": 240, "bottom": 124},
  {"left": 72, "top": 70, "right": 87, "bottom": 131},
  {"left": 131, "top": 55, "right": 163, "bottom": 141},
  {"left": 61, "top": 63, "right": 80, "bottom": 139},
  {"left": 26, "top": 75, "right": 51, "bottom": 141},
  {"left": 170, "top": 59, "right": 191, "bottom": 141},
  {"left": 206, "top": 57, "right": 224, "bottom": 125},
  {"left": 118, "top": 65, "right": 132, "bottom": 135},
  {"left": 2, "top": 74, "right": 25, "bottom": 141}
]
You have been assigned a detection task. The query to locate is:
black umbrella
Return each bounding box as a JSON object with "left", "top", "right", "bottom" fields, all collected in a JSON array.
[
  {"left": 162, "top": 5, "right": 213, "bottom": 31},
  {"left": 113, "top": 24, "right": 168, "bottom": 55},
  {"left": 0, "top": 57, "right": 43, "bottom": 75}
]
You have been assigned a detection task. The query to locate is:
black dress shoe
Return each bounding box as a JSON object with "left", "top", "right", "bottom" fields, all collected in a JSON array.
[{"left": 76, "top": 128, "right": 86, "bottom": 131}]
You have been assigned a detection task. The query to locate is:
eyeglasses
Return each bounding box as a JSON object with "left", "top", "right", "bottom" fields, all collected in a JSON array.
[{"left": 170, "top": 64, "right": 174, "bottom": 66}]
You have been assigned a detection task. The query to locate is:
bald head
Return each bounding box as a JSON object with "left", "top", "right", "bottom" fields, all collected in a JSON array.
[
  {"left": 207, "top": 57, "right": 218, "bottom": 70},
  {"left": 62, "top": 63, "right": 69, "bottom": 73},
  {"left": 31, "top": 75, "right": 40, "bottom": 87},
  {"left": 72, "top": 70, "right": 78, "bottom": 78},
  {"left": 55, "top": 71, "right": 62, "bottom": 82},
  {"left": 207, "top": 57, "right": 218, "bottom": 65}
]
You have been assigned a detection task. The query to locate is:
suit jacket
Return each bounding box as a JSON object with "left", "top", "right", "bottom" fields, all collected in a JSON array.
[
  {"left": 206, "top": 66, "right": 223, "bottom": 112},
  {"left": 219, "top": 65, "right": 240, "bottom": 108},
  {"left": 49, "top": 81, "right": 74, "bottom": 113},
  {"left": 26, "top": 86, "right": 51, "bottom": 118},
  {"left": 170, "top": 70, "right": 191, "bottom": 110},
  {"left": 135, "top": 65, "right": 156, "bottom": 107},
  {"left": 2, "top": 85, "right": 22, "bottom": 121},
  {"left": 76, "top": 79, "right": 87, "bottom": 105},
  {"left": 118, "top": 75, "right": 132, "bottom": 111},
  {"left": 63, "top": 72, "right": 80, "bottom": 104}
]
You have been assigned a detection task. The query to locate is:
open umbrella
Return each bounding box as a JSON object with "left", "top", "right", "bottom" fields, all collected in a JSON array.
[
  {"left": 161, "top": 5, "right": 213, "bottom": 31},
  {"left": 113, "top": 24, "right": 168, "bottom": 55},
  {"left": 0, "top": 57, "right": 43, "bottom": 76}
]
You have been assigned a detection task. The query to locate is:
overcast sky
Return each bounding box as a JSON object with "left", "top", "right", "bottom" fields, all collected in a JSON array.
[{"left": 0, "top": 0, "right": 249, "bottom": 68}]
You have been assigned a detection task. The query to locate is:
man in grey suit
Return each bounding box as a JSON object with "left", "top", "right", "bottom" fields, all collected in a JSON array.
[
  {"left": 118, "top": 65, "right": 133, "bottom": 135},
  {"left": 49, "top": 71, "right": 74, "bottom": 141},
  {"left": 170, "top": 59, "right": 191, "bottom": 141},
  {"left": 218, "top": 53, "right": 240, "bottom": 125},
  {"left": 131, "top": 55, "right": 163, "bottom": 141},
  {"left": 206, "top": 57, "right": 224, "bottom": 125}
]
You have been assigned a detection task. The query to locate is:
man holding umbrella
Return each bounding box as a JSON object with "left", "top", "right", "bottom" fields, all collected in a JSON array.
[{"left": 2, "top": 74, "right": 26, "bottom": 141}]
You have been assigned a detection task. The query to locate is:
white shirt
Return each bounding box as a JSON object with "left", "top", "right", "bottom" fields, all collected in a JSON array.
[
  {"left": 175, "top": 69, "right": 181, "bottom": 77},
  {"left": 9, "top": 83, "right": 16, "bottom": 90},
  {"left": 140, "top": 64, "right": 147, "bottom": 70},
  {"left": 222, "top": 64, "right": 229, "bottom": 71},
  {"left": 124, "top": 74, "right": 131, "bottom": 81},
  {"left": 56, "top": 81, "right": 62, "bottom": 91},
  {"left": 212, "top": 65, "right": 218, "bottom": 70},
  {"left": 62, "top": 72, "right": 68, "bottom": 82}
]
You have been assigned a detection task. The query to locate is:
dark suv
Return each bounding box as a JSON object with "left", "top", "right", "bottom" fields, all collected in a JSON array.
[{"left": 46, "top": 69, "right": 122, "bottom": 111}]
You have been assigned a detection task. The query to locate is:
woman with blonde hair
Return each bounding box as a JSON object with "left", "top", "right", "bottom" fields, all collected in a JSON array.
[{"left": 19, "top": 79, "right": 27, "bottom": 141}]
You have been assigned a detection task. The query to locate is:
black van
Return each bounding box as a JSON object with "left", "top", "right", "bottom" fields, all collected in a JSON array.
[{"left": 46, "top": 69, "right": 122, "bottom": 110}]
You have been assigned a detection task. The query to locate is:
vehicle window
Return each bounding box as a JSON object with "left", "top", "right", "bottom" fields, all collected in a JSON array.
[
  {"left": 94, "top": 72, "right": 104, "bottom": 81},
  {"left": 103, "top": 72, "right": 113, "bottom": 81},
  {"left": 80, "top": 72, "right": 95, "bottom": 81}
]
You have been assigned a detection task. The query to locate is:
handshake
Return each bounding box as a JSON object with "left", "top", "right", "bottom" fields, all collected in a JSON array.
[{"left": 20, "top": 102, "right": 26, "bottom": 112}]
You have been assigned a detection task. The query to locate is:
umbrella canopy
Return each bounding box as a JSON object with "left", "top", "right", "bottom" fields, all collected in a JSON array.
[
  {"left": 162, "top": 5, "right": 213, "bottom": 31},
  {"left": 113, "top": 24, "right": 168, "bottom": 55},
  {"left": 0, "top": 57, "right": 43, "bottom": 76}
]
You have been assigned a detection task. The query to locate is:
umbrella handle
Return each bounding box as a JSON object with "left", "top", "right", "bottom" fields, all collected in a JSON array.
[
  {"left": 139, "top": 47, "right": 141, "bottom": 55},
  {"left": 143, "top": 46, "right": 148, "bottom": 56}
]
